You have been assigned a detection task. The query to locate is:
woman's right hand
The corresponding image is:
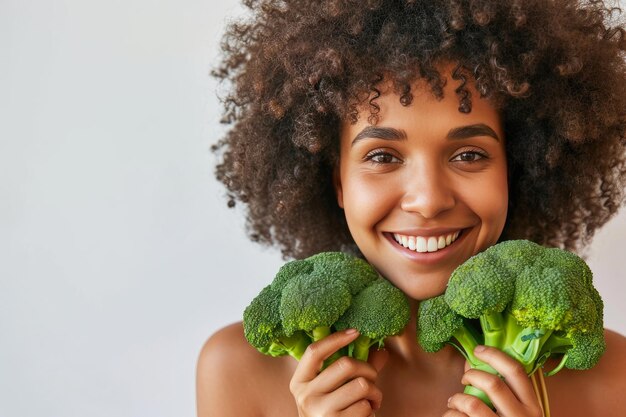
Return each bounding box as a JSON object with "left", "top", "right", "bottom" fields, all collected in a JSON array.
[{"left": 289, "top": 329, "right": 388, "bottom": 417}]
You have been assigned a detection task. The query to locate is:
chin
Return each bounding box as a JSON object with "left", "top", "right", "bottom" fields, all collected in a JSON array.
[{"left": 386, "top": 273, "right": 450, "bottom": 302}]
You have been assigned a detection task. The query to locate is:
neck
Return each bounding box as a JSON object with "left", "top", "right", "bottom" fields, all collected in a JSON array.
[{"left": 383, "top": 300, "right": 464, "bottom": 373}]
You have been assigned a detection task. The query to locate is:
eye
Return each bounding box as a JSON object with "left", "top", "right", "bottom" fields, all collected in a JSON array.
[
  {"left": 364, "top": 150, "right": 402, "bottom": 164},
  {"left": 450, "top": 149, "right": 489, "bottom": 163}
]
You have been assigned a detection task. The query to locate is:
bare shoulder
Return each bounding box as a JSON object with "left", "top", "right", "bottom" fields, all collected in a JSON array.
[
  {"left": 545, "top": 329, "right": 626, "bottom": 416},
  {"left": 196, "top": 322, "right": 297, "bottom": 417},
  {"left": 599, "top": 329, "right": 626, "bottom": 369},
  {"left": 586, "top": 329, "right": 626, "bottom": 392}
]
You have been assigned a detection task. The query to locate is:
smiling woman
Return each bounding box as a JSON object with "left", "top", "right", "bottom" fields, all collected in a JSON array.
[
  {"left": 335, "top": 72, "right": 509, "bottom": 300},
  {"left": 198, "top": 0, "right": 626, "bottom": 416}
]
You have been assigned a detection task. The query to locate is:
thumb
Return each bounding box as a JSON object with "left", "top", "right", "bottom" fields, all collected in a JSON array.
[{"left": 368, "top": 347, "right": 389, "bottom": 373}]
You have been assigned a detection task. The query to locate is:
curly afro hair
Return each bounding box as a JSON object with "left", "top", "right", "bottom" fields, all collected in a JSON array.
[{"left": 212, "top": 0, "right": 626, "bottom": 260}]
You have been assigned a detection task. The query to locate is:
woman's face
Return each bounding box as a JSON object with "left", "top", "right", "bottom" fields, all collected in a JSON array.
[{"left": 335, "top": 73, "right": 508, "bottom": 300}]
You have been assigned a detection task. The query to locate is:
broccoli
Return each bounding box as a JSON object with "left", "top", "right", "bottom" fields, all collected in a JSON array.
[
  {"left": 417, "top": 240, "right": 606, "bottom": 409},
  {"left": 335, "top": 277, "right": 411, "bottom": 361},
  {"left": 244, "top": 251, "right": 410, "bottom": 365}
]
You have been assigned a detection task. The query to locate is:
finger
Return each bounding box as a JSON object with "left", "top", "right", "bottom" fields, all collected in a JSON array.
[
  {"left": 462, "top": 369, "right": 521, "bottom": 415},
  {"left": 473, "top": 345, "right": 540, "bottom": 408},
  {"left": 309, "top": 355, "right": 378, "bottom": 393},
  {"left": 292, "top": 329, "right": 360, "bottom": 383},
  {"left": 325, "top": 376, "right": 383, "bottom": 411},
  {"left": 447, "top": 392, "right": 494, "bottom": 417},
  {"left": 442, "top": 408, "right": 469, "bottom": 417},
  {"left": 338, "top": 398, "right": 375, "bottom": 417},
  {"left": 368, "top": 347, "right": 388, "bottom": 373}
]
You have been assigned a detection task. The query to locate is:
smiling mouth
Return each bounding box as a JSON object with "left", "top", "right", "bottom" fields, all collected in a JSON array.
[{"left": 390, "top": 230, "right": 464, "bottom": 253}]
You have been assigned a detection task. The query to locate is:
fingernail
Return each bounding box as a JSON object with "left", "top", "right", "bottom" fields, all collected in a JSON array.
[
  {"left": 474, "top": 345, "right": 486, "bottom": 353},
  {"left": 447, "top": 396, "right": 452, "bottom": 406},
  {"left": 345, "top": 328, "right": 358, "bottom": 335}
]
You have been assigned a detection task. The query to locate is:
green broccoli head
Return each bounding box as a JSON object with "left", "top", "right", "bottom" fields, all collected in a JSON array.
[
  {"left": 417, "top": 294, "right": 466, "bottom": 353},
  {"left": 511, "top": 247, "right": 599, "bottom": 333},
  {"left": 444, "top": 240, "right": 545, "bottom": 319},
  {"left": 416, "top": 240, "right": 606, "bottom": 409},
  {"left": 243, "top": 284, "right": 283, "bottom": 350},
  {"left": 335, "top": 278, "right": 410, "bottom": 360},
  {"left": 485, "top": 239, "right": 544, "bottom": 275},
  {"left": 533, "top": 269, "right": 606, "bottom": 374},
  {"left": 564, "top": 326, "right": 606, "bottom": 369},
  {"left": 271, "top": 258, "right": 313, "bottom": 290},
  {"left": 279, "top": 268, "right": 352, "bottom": 338},
  {"left": 307, "top": 251, "right": 379, "bottom": 295},
  {"left": 279, "top": 252, "right": 382, "bottom": 340},
  {"left": 243, "top": 284, "right": 309, "bottom": 359},
  {"left": 243, "top": 251, "right": 409, "bottom": 364}
]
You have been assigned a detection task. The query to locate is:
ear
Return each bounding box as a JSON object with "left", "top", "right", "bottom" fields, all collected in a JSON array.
[{"left": 332, "top": 162, "right": 344, "bottom": 209}]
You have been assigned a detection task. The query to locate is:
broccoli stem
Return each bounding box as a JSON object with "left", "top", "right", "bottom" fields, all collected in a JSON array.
[
  {"left": 480, "top": 311, "right": 506, "bottom": 348},
  {"left": 539, "top": 332, "right": 572, "bottom": 356},
  {"left": 311, "top": 326, "right": 343, "bottom": 368},
  {"left": 351, "top": 334, "right": 373, "bottom": 361},
  {"left": 537, "top": 332, "right": 573, "bottom": 376},
  {"left": 504, "top": 327, "right": 554, "bottom": 374},
  {"left": 451, "top": 326, "right": 481, "bottom": 365},
  {"left": 269, "top": 332, "right": 311, "bottom": 361},
  {"left": 311, "top": 326, "right": 332, "bottom": 342},
  {"left": 451, "top": 323, "right": 499, "bottom": 410}
]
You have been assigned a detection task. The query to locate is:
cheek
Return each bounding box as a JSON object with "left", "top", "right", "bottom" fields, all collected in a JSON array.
[
  {"left": 465, "top": 169, "right": 509, "bottom": 247},
  {"left": 341, "top": 172, "right": 398, "bottom": 232}
]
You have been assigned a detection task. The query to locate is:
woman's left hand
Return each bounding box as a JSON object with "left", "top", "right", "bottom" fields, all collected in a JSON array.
[{"left": 444, "top": 345, "right": 543, "bottom": 417}]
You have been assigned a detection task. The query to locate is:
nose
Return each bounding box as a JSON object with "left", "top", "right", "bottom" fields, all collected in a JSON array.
[{"left": 399, "top": 167, "right": 456, "bottom": 219}]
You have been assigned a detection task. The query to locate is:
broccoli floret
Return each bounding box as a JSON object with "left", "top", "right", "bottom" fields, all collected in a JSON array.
[
  {"left": 244, "top": 251, "right": 410, "bottom": 365},
  {"left": 335, "top": 278, "right": 411, "bottom": 361},
  {"left": 271, "top": 258, "right": 313, "bottom": 290},
  {"left": 242, "top": 285, "right": 309, "bottom": 360},
  {"left": 417, "top": 240, "right": 606, "bottom": 409},
  {"left": 306, "top": 251, "right": 379, "bottom": 295},
  {"left": 280, "top": 268, "right": 352, "bottom": 341}
]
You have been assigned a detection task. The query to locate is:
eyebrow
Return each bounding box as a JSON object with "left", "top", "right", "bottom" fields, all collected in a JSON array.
[
  {"left": 351, "top": 123, "right": 500, "bottom": 146},
  {"left": 351, "top": 126, "right": 407, "bottom": 146},
  {"left": 447, "top": 124, "right": 500, "bottom": 142}
]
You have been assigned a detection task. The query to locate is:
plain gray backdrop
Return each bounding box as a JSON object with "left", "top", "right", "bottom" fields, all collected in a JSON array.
[{"left": 1, "top": 1, "right": 625, "bottom": 416}]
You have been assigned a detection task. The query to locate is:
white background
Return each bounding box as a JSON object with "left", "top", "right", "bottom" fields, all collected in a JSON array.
[{"left": 1, "top": 1, "right": 624, "bottom": 416}]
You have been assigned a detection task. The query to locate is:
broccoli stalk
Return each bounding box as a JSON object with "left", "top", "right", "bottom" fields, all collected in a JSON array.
[{"left": 418, "top": 240, "right": 606, "bottom": 409}]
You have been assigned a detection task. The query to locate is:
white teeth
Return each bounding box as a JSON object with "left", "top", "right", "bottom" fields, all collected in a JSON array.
[
  {"left": 427, "top": 237, "right": 438, "bottom": 252},
  {"left": 416, "top": 236, "right": 427, "bottom": 253},
  {"left": 392, "top": 230, "right": 462, "bottom": 253}
]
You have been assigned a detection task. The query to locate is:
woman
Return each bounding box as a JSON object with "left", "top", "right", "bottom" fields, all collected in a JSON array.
[{"left": 198, "top": 1, "right": 626, "bottom": 415}]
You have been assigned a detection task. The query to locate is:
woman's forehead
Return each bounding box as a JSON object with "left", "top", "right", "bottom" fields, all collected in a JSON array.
[{"left": 341, "top": 71, "right": 503, "bottom": 139}]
